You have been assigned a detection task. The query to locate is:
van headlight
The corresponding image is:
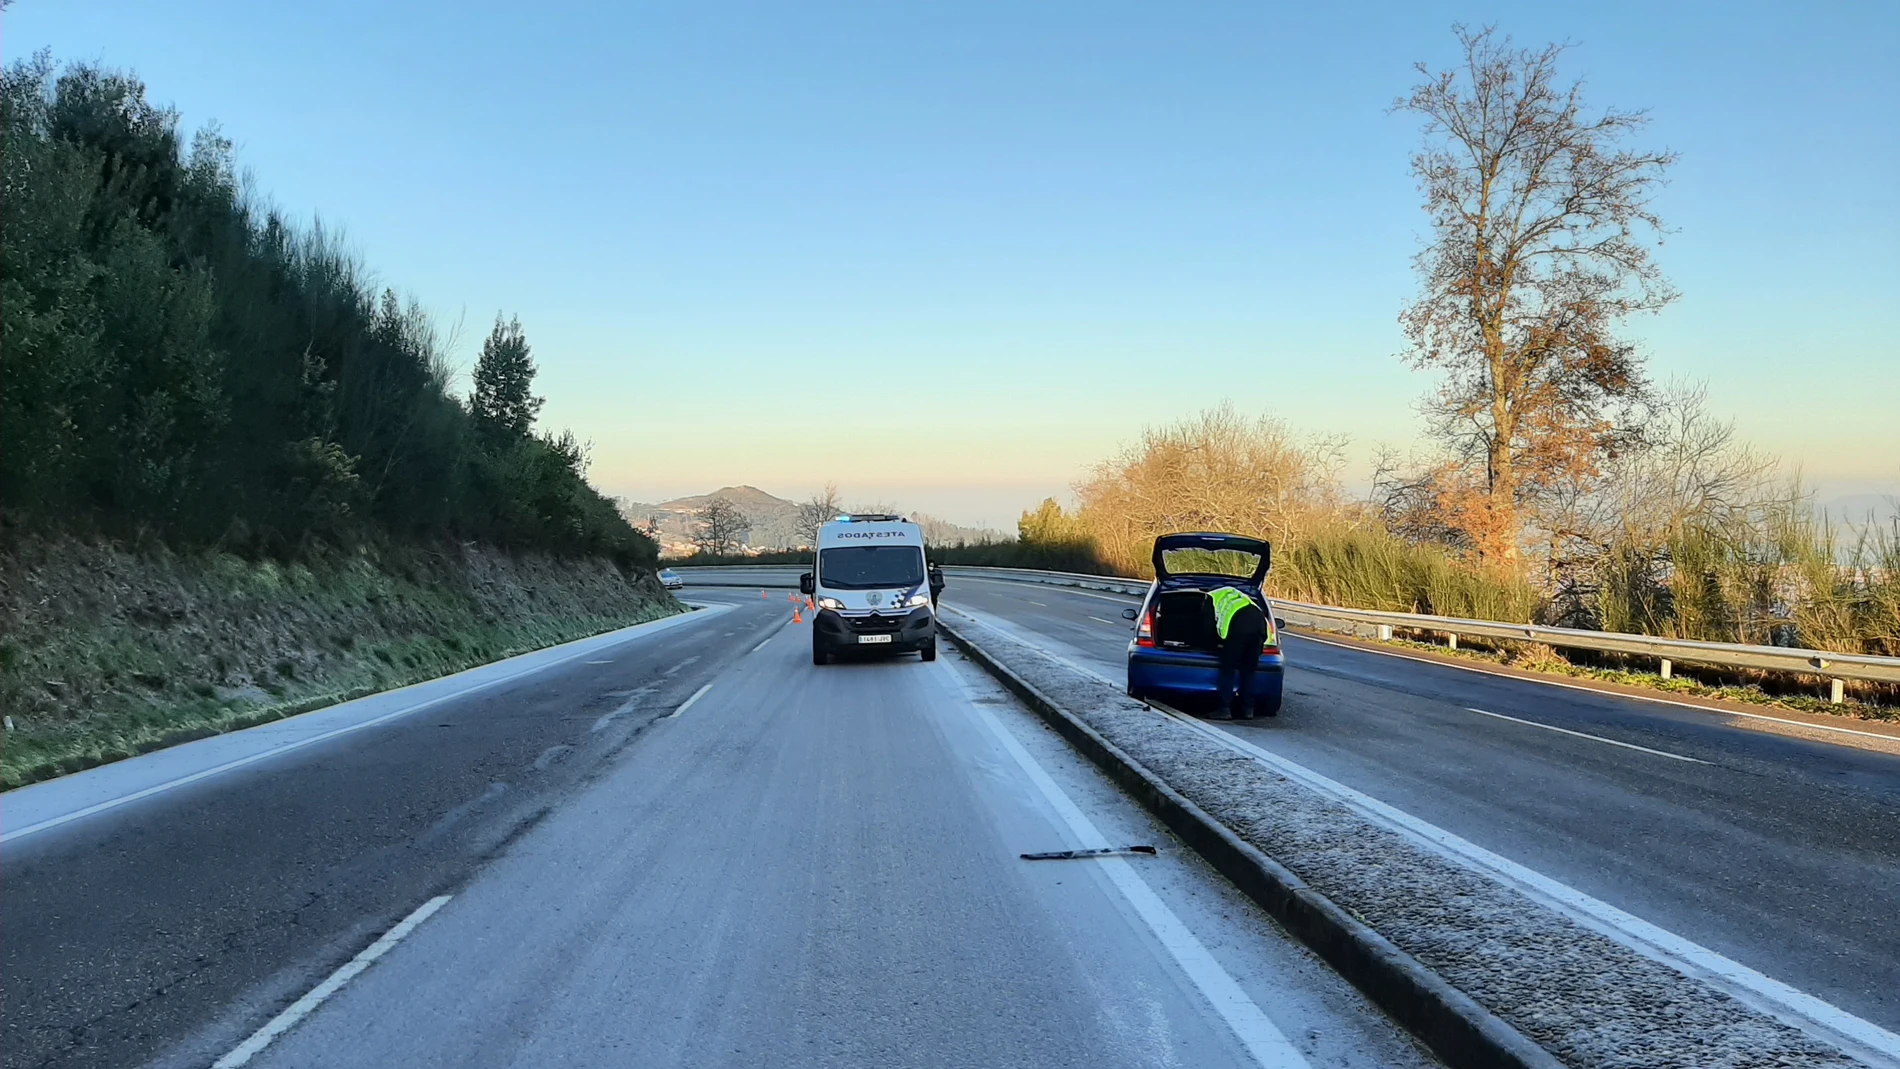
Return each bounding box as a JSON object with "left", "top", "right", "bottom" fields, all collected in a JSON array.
[
  {"left": 817, "top": 597, "right": 846, "bottom": 611},
  {"left": 905, "top": 593, "right": 931, "bottom": 607}
]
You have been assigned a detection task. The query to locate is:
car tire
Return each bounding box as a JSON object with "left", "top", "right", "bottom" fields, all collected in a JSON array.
[
  {"left": 1257, "top": 694, "right": 1282, "bottom": 717},
  {"left": 1126, "top": 680, "right": 1146, "bottom": 702},
  {"left": 813, "top": 640, "right": 830, "bottom": 666},
  {"left": 919, "top": 639, "right": 937, "bottom": 662}
]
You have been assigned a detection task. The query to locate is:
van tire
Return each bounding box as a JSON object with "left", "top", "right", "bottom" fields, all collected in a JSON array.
[
  {"left": 813, "top": 640, "right": 830, "bottom": 666},
  {"left": 919, "top": 639, "right": 937, "bottom": 662}
]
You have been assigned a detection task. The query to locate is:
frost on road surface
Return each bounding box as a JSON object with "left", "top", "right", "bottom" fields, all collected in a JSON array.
[{"left": 943, "top": 607, "right": 1883, "bottom": 1069}]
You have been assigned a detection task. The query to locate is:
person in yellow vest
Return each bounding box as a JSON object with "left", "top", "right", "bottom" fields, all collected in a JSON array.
[{"left": 1207, "top": 586, "right": 1269, "bottom": 719}]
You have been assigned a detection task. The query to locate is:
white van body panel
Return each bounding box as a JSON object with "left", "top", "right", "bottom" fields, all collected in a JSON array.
[{"left": 813, "top": 518, "right": 931, "bottom": 614}]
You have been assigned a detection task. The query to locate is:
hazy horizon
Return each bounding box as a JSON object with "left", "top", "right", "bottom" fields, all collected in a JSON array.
[{"left": 9, "top": 1, "right": 1895, "bottom": 531}]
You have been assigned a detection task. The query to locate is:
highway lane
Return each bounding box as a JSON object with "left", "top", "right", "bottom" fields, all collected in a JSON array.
[
  {"left": 3, "top": 588, "right": 1435, "bottom": 1069},
  {"left": 1, "top": 597, "right": 788, "bottom": 1069},
  {"left": 225, "top": 600, "right": 1433, "bottom": 1069},
  {"left": 938, "top": 575, "right": 1900, "bottom": 1035}
]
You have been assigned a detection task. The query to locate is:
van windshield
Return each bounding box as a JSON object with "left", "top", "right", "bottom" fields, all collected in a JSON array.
[{"left": 820, "top": 546, "right": 925, "bottom": 590}]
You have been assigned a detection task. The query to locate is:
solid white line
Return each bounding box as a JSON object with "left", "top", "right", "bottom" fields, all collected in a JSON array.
[
  {"left": 750, "top": 636, "right": 774, "bottom": 654},
  {"left": 584, "top": 660, "right": 614, "bottom": 665},
  {"left": 212, "top": 895, "right": 452, "bottom": 1068},
  {"left": 1465, "top": 708, "right": 1709, "bottom": 764},
  {"left": 1156, "top": 707, "right": 1900, "bottom": 1066},
  {"left": 955, "top": 577, "right": 1135, "bottom": 602},
  {"left": 3, "top": 608, "right": 733, "bottom": 844},
  {"left": 663, "top": 683, "right": 714, "bottom": 720},
  {"left": 963, "top": 695, "right": 1309, "bottom": 1067},
  {"left": 1288, "top": 630, "right": 1900, "bottom": 745}
]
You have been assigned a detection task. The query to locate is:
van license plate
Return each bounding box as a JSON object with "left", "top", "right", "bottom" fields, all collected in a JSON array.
[{"left": 857, "top": 634, "right": 893, "bottom": 644}]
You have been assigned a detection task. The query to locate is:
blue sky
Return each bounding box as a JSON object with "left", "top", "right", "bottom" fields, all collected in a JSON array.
[{"left": 7, "top": 0, "right": 1896, "bottom": 529}]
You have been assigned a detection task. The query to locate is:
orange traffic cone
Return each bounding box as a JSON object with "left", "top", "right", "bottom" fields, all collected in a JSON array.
[
  {"left": 761, "top": 589, "right": 768, "bottom": 599},
  {"left": 805, "top": 596, "right": 815, "bottom": 610},
  {"left": 792, "top": 605, "right": 803, "bottom": 624}
]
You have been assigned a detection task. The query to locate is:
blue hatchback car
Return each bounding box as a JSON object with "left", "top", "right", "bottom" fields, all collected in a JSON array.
[{"left": 1122, "top": 533, "right": 1285, "bottom": 716}]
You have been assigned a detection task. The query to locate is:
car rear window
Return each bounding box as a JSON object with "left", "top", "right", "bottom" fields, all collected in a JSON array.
[{"left": 1159, "top": 547, "right": 1261, "bottom": 579}]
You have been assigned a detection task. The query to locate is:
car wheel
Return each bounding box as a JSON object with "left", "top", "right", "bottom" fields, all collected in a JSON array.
[
  {"left": 813, "top": 640, "right": 830, "bottom": 666},
  {"left": 919, "top": 639, "right": 937, "bottom": 662}
]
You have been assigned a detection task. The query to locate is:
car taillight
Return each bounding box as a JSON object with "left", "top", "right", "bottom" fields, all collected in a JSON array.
[{"left": 1135, "top": 606, "right": 1155, "bottom": 647}]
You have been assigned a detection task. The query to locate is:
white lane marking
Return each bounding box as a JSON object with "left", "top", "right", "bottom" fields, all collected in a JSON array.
[
  {"left": 750, "top": 636, "right": 774, "bottom": 654},
  {"left": 1156, "top": 707, "right": 1900, "bottom": 1065},
  {"left": 964, "top": 695, "right": 1310, "bottom": 1067},
  {"left": 1087, "top": 615, "right": 1117, "bottom": 625},
  {"left": 584, "top": 660, "right": 614, "bottom": 665},
  {"left": 591, "top": 686, "right": 656, "bottom": 733},
  {"left": 955, "top": 577, "right": 1135, "bottom": 602},
  {"left": 1288, "top": 630, "right": 1900, "bottom": 745},
  {"left": 212, "top": 895, "right": 452, "bottom": 1068},
  {"left": 663, "top": 655, "right": 701, "bottom": 676},
  {"left": 1465, "top": 707, "right": 1709, "bottom": 764},
  {"left": 3, "top": 608, "right": 733, "bottom": 844},
  {"left": 940, "top": 606, "right": 1124, "bottom": 688},
  {"left": 1027, "top": 599, "right": 1048, "bottom": 607},
  {"left": 663, "top": 683, "right": 714, "bottom": 720}
]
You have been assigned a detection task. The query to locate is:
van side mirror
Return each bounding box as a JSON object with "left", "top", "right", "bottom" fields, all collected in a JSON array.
[
  {"left": 1120, "top": 607, "right": 1138, "bottom": 621},
  {"left": 1274, "top": 617, "right": 1286, "bottom": 630},
  {"left": 799, "top": 573, "right": 814, "bottom": 595}
]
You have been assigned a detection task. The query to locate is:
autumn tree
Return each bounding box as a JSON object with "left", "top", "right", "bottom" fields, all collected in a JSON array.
[
  {"left": 1395, "top": 26, "right": 1676, "bottom": 567},
  {"left": 691, "top": 496, "right": 749, "bottom": 556},
  {"left": 470, "top": 314, "right": 542, "bottom": 438}
]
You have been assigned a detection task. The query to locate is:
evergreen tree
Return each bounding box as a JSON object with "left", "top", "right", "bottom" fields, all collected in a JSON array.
[{"left": 470, "top": 314, "right": 542, "bottom": 438}]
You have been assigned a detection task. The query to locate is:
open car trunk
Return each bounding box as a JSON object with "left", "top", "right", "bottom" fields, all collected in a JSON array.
[{"left": 1152, "top": 589, "right": 1220, "bottom": 652}]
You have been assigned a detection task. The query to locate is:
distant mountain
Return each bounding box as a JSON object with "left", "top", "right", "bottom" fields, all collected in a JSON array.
[{"left": 623, "top": 486, "right": 1007, "bottom": 555}]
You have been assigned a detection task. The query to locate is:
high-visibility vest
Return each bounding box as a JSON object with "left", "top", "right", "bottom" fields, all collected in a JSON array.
[{"left": 1208, "top": 587, "right": 1256, "bottom": 640}]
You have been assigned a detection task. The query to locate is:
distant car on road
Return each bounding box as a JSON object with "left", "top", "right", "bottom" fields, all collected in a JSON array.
[
  {"left": 658, "top": 568, "right": 684, "bottom": 590},
  {"left": 1122, "top": 532, "right": 1284, "bottom": 716}
]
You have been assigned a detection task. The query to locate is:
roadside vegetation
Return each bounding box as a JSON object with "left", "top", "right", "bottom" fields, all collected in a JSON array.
[
  {"left": 1, "top": 55, "right": 647, "bottom": 562},
  {"left": 937, "top": 30, "right": 1900, "bottom": 707},
  {"left": 1, "top": 55, "right": 673, "bottom": 780}
]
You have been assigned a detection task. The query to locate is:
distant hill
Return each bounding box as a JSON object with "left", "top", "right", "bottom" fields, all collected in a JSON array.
[{"left": 623, "top": 486, "right": 1007, "bottom": 555}]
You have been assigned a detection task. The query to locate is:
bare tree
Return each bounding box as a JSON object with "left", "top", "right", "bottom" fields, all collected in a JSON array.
[
  {"left": 691, "top": 496, "right": 749, "bottom": 556},
  {"left": 793, "top": 482, "right": 844, "bottom": 547},
  {"left": 1395, "top": 25, "right": 1677, "bottom": 568}
]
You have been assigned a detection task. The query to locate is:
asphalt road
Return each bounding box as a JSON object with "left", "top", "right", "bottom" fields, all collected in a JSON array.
[
  {"left": 1, "top": 590, "right": 1432, "bottom": 1069},
  {"left": 935, "top": 574, "right": 1900, "bottom": 1035}
]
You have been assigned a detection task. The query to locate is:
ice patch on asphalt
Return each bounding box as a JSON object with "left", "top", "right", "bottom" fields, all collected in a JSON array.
[{"left": 945, "top": 610, "right": 1868, "bottom": 1069}]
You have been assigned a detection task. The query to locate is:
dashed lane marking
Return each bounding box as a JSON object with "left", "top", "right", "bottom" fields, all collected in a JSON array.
[
  {"left": 663, "top": 683, "right": 714, "bottom": 720},
  {"left": 1465, "top": 707, "right": 1709, "bottom": 764},
  {"left": 212, "top": 895, "right": 453, "bottom": 1067}
]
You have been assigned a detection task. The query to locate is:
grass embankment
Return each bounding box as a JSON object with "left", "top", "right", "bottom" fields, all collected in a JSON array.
[{"left": 0, "top": 532, "right": 680, "bottom": 789}]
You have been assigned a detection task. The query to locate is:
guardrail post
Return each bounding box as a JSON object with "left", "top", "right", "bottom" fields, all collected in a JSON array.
[
  {"left": 1445, "top": 632, "right": 1457, "bottom": 651},
  {"left": 1660, "top": 659, "right": 1672, "bottom": 680},
  {"left": 1831, "top": 678, "right": 1845, "bottom": 704},
  {"left": 1378, "top": 624, "right": 1393, "bottom": 642}
]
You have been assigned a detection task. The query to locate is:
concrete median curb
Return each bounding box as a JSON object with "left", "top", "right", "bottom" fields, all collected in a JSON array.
[{"left": 938, "top": 617, "right": 1565, "bottom": 1069}]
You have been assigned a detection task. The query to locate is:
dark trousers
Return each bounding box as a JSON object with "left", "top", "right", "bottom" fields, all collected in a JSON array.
[{"left": 1215, "top": 605, "right": 1267, "bottom": 715}]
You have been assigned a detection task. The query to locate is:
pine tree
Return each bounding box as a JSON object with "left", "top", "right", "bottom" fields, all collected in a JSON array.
[{"left": 470, "top": 314, "right": 542, "bottom": 438}]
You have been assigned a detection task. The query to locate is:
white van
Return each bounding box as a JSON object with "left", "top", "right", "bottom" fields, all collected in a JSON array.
[{"left": 800, "top": 515, "right": 944, "bottom": 665}]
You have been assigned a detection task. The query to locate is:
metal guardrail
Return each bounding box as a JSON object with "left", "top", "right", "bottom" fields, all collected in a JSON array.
[{"left": 672, "top": 563, "right": 1900, "bottom": 697}]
